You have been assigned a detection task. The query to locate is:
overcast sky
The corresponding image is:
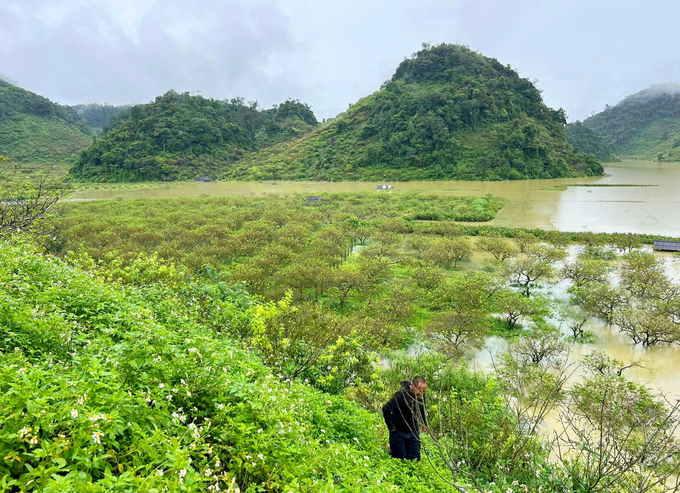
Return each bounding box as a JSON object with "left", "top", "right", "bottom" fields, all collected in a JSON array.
[{"left": 2, "top": 0, "right": 679, "bottom": 121}]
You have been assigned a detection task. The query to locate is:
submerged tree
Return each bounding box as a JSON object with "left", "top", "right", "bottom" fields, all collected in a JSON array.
[{"left": 555, "top": 372, "right": 680, "bottom": 493}]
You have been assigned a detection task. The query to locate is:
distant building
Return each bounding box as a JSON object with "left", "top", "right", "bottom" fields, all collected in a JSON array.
[
  {"left": 376, "top": 184, "right": 393, "bottom": 190},
  {"left": 195, "top": 176, "right": 213, "bottom": 182},
  {"left": 654, "top": 240, "right": 680, "bottom": 252},
  {"left": 306, "top": 196, "right": 323, "bottom": 203}
]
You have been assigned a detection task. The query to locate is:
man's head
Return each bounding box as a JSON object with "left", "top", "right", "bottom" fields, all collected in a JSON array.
[{"left": 410, "top": 376, "right": 427, "bottom": 398}]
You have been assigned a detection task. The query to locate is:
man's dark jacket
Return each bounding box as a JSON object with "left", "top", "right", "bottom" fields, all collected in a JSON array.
[{"left": 382, "top": 381, "right": 427, "bottom": 436}]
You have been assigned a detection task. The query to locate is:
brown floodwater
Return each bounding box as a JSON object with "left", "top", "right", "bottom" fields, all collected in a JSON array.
[{"left": 72, "top": 160, "right": 680, "bottom": 236}]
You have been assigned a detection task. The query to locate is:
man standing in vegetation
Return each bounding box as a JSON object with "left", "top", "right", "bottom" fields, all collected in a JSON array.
[{"left": 382, "top": 376, "right": 428, "bottom": 460}]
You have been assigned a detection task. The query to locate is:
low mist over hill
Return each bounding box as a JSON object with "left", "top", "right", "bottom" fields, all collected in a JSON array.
[
  {"left": 0, "top": 80, "right": 92, "bottom": 163},
  {"left": 224, "top": 44, "right": 602, "bottom": 181},
  {"left": 70, "top": 92, "right": 319, "bottom": 181},
  {"left": 583, "top": 83, "right": 680, "bottom": 161},
  {"left": 69, "top": 103, "right": 130, "bottom": 136}
]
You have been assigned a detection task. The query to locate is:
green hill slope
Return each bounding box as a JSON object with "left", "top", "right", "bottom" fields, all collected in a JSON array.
[
  {"left": 565, "top": 121, "right": 618, "bottom": 162},
  {"left": 0, "top": 80, "right": 93, "bottom": 163},
  {"left": 224, "top": 44, "right": 602, "bottom": 181},
  {"left": 70, "top": 92, "right": 319, "bottom": 181},
  {"left": 583, "top": 83, "right": 680, "bottom": 161}
]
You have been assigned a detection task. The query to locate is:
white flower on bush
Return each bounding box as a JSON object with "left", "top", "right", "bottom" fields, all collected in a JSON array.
[
  {"left": 92, "top": 431, "right": 103, "bottom": 444},
  {"left": 217, "top": 403, "right": 224, "bottom": 410},
  {"left": 71, "top": 409, "right": 78, "bottom": 419},
  {"left": 29, "top": 436, "right": 38, "bottom": 445},
  {"left": 258, "top": 454, "right": 264, "bottom": 461},
  {"left": 157, "top": 469, "right": 164, "bottom": 476}
]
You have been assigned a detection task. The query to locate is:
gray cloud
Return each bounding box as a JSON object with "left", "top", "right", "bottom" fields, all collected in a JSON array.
[
  {"left": 1, "top": 0, "right": 679, "bottom": 121},
  {"left": 1, "top": 0, "right": 299, "bottom": 106}
]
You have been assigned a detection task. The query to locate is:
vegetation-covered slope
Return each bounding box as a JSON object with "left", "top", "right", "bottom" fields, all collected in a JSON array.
[
  {"left": 583, "top": 83, "right": 680, "bottom": 161},
  {"left": 225, "top": 44, "right": 602, "bottom": 181},
  {"left": 0, "top": 240, "right": 465, "bottom": 492},
  {"left": 565, "top": 121, "right": 617, "bottom": 162},
  {"left": 70, "top": 92, "right": 319, "bottom": 181},
  {"left": 0, "top": 80, "right": 92, "bottom": 163}
]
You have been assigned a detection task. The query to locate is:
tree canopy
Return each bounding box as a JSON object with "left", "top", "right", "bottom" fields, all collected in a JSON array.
[{"left": 70, "top": 91, "right": 318, "bottom": 181}]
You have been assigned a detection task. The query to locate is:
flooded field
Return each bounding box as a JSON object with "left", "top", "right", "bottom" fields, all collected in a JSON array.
[
  {"left": 472, "top": 245, "right": 680, "bottom": 400},
  {"left": 73, "top": 160, "right": 680, "bottom": 236}
]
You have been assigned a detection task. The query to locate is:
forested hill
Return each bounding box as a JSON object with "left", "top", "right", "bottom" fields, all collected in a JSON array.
[
  {"left": 565, "top": 122, "right": 617, "bottom": 162},
  {"left": 224, "top": 44, "right": 603, "bottom": 181},
  {"left": 0, "top": 80, "right": 93, "bottom": 163},
  {"left": 70, "top": 92, "right": 319, "bottom": 181},
  {"left": 583, "top": 83, "right": 680, "bottom": 161}
]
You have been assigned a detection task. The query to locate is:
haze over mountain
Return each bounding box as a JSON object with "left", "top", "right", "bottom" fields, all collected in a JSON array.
[
  {"left": 582, "top": 83, "right": 680, "bottom": 161},
  {"left": 3, "top": 1, "right": 680, "bottom": 124},
  {"left": 70, "top": 103, "right": 130, "bottom": 136}
]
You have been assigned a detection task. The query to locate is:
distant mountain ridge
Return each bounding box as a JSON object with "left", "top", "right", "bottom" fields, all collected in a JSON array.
[
  {"left": 69, "top": 103, "right": 130, "bottom": 136},
  {"left": 222, "top": 44, "right": 602, "bottom": 181},
  {"left": 582, "top": 83, "right": 680, "bottom": 161},
  {"left": 0, "top": 80, "right": 93, "bottom": 163}
]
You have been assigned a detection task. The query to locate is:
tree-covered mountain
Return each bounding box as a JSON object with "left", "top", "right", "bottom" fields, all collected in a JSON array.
[
  {"left": 70, "top": 103, "right": 130, "bottom": 136},
  {"left": 225, "top": 44, "right": 602, "bottom": 181},
  {"left": 565, "top": 121, "right": 617, "bottom": 162},
  {"left": 583, "top": 83, "right": 680, "bottom": 161},
  {"left": 70, "top": 92, "right": 319, "bottom": 181},
  {"left": 0, "top": 80, "right": 93, "bottom": 163}
]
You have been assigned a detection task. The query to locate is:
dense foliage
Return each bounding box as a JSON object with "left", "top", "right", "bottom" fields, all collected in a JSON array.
[
  {"left": 225, "top": 44, "right": 602, "bottom": 182},
  {"left": 0, "top": 80, "right": 92, "bottom": 163},
  {"left": 0, "top": 240, "right": 471, "bottom": 492},
  {"left": 583, "top": 83, "right": 680, "bottom": 161},
  {"left": 70, "top": 92, "right": 319, "bottom": 181},
  {"left": 565, "top": 122, "right": 617, "bottom": 162}
]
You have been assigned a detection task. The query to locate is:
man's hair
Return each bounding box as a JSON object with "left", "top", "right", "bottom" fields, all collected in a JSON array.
[{"left": 412, "top": 376, "right": 426, "bottom": 386}]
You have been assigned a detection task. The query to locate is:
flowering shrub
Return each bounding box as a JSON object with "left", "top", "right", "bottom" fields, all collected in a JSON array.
[{"left": 0, "top": 241, "right": 467, "bottom": 492}]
